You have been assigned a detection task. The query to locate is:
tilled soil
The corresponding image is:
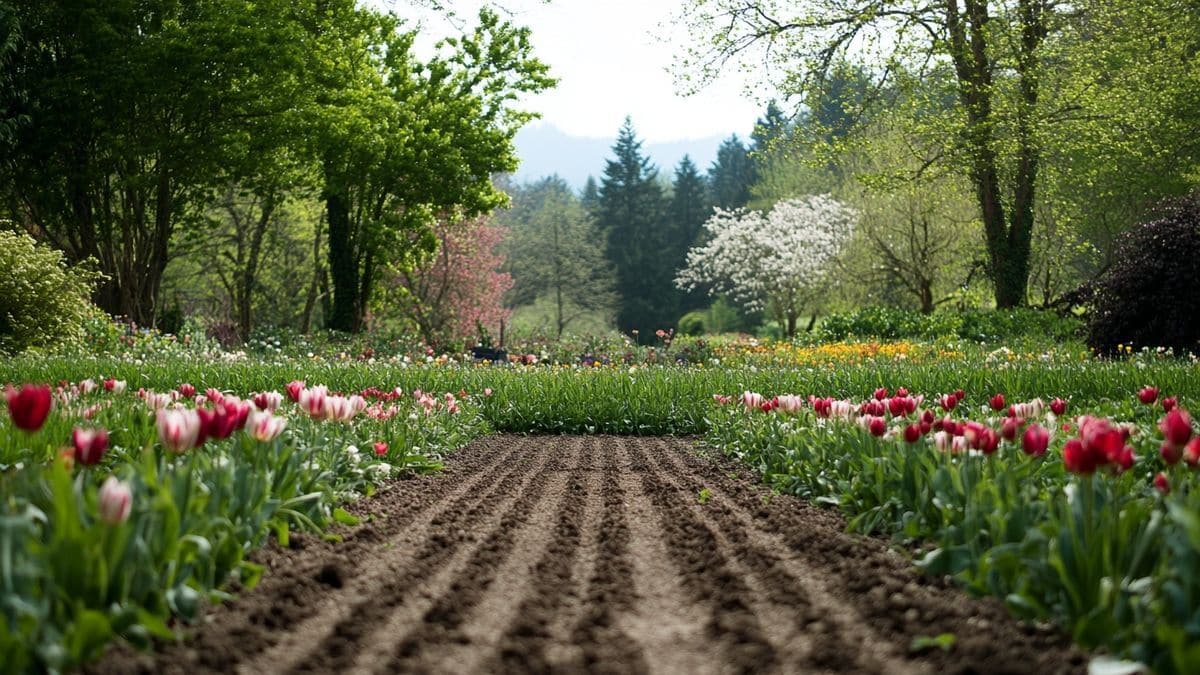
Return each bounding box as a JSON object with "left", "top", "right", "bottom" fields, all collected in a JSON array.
[{"left": 90, "top": 435, "right": 1088, "bottom": 675}]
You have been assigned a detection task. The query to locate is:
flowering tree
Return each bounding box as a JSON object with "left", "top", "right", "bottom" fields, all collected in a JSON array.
[
  {"left": 675, "top": 195, "right": 855, "bottom": 337},
  {"left": 392, "top": 214, "right": 513, "bottom": 347}
]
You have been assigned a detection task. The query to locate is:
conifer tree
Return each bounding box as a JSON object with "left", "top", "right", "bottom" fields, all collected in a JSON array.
[{"left": 707, "top": 135, "right": 755, "bottom": 210}]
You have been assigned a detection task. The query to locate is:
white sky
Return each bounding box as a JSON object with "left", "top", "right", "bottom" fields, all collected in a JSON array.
[{"left": 372, "top": 0, "right": 766, "bottom": 142}]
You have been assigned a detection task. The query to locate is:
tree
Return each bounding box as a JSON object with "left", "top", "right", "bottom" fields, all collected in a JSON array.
[
  {"left": 668, "top": 156, "right": 711, "bottom": 313},
  {"left": 0, "top": 0, "right": 315, "bottom": 325},
  {"left": 707, "top": 135, "right": 755, "bottom": 209},
  {"left": 390, "top": 214, "right": 513, "bottom": 348},
  {"left": 676, "top": 195, "right": 855, "bottom": 337},
  {"left": 597, "top": 118, "right": 672, "bottom": 339},
  {"left": 502, "top": 176, "right": 617, "bottom": 337},
  {"left": 674, "top": 0, "right": 1100, "bottom": 308},
  {"left": 316, "top": 6, "right": 554, "bottom": 333}
]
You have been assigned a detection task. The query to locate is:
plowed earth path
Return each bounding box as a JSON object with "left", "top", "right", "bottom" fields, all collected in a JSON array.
[{"left": 91, "top": 435, "right": 1086, "bottom": 675}]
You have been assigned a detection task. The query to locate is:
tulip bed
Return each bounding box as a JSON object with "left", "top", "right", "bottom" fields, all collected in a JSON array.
[{"left": 1, "top": 346, "right": 1199, "bottom": 672}]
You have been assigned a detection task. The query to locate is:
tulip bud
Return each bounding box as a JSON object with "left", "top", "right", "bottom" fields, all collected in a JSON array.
[
  {"left": 868, "top": 416, "right": 887, "bottom": 437},
  {"left": 1160, "top": 409, "right": 1193, "bottom": 448},
  {"left": 98, "top": 476, "right": 132, "bottom": 524},
  {"left": 1138, "top": 386, "right": 1159, "bottom": 405},
  {"left": 1162, "top": 396, "right": 1178, "bottom": 413},
  {"left": 72, "top": 427, "right": 110, "bottom": 466},
  {"left": 903, "top": 424, "right": 921, "bottom": 444},
  {"left": 989, "top": 394, "right": 1006, "bottom": 411},
  {"left": 286, "top": 380, "right": 306, "bottom": 403},
  {"left": 5, "top": 384, "right": 52, "bottom": 432}
]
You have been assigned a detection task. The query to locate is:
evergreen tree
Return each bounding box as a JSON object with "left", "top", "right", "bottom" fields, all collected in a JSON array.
[
  {"left": 580, "top": 175, "right": 600, "bottom": 217},
  {"left": 597, "top": 117, "right": 671, "bottom": 339},
  {"left": 751, "top": 100, "right": 790, "bottom": 155},
  {"left": 707, "top": 135, "right": 754, "bottom": 209},
  {"left": 669, "top": 156, "right": 711, "bottom": 313}
]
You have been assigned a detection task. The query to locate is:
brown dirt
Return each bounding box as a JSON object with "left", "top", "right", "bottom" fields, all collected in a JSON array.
[{"left": 88, "top": 435, "right": 1088, "bottom": 675}]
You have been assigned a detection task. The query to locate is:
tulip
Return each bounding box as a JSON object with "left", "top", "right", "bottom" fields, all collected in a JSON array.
[
  {"left": 1153, "top": 472, "right": 1170, "bottom": 495},
  {"left": 939, "top": 394, "right": 957, "bottom": 412},
  {"left": 1114, "top": 447, "right": 1135, "bottom": 473},
  {"left": 79, "top": 379, "right": 98, "bottom": 395},
  {"left": 1022, "top": 424, "right": 1049, "bottom": 457},
  {"left": 246, "top": 410, "right": 287, "bottom": 442},
  {"left": 98, "top": 476, "right": 132, "bottom": 524},
  {"left": 741, "top": 391, "right": 764, "bottom": 410},
  {"left": 867, "top": 416, "right": 887, "bottom": 437},
  {"left": 1163, "top": 396, "right": 1178, "bottom": 413},
  {"left": 299, "top": 386, "right": 328, "bottom": 418},
  {"left": 830, "top": 400, "right": 854, "bottom": 419},
  {"left": 933, "top": 431, "right": 952, "bottom": 452},
  {"left": 286, "top": 380, "right": 306, "bottom": 403},
  {"left": 1160, "top": 409, "right": 1193, "bottom": 448},
  {"left": 776, "top": 394, "right": 804, "bottom": 414},
  {"left": 104, "top": 379, "right": 126, "bottom": 394},
  {"left": 1063, "top": 439, "right": 1099, "bottom": 474},
  {"left": 896, "top": 387, "right": 908, "bottom": 398},
  {"left": 156, "top": 408, "right": 203, "bottom": 453},
  {"left": 1050, "top": 398, "right": 1067, "bottom": 416},
  {"left": 903, "top": 424, "right": 921, "bottom": 444},
  {"left": 374, "top": 441, "right": 388, "bottom": 456},
  {"left": 873, "top": 387, "right": 888, "bottom": 401},
  {"left": 1161, "top": 442, "right": 1183, "bottom": 465},
  {"left": 5, "top": 384, "right": 52, "bottom": 432},
  {"left": 178, "top": 383, "right": 196, "bottom": 399},
  {"left": 484, "top": 388, "right": 493, "bottom": 397},
  {"left": 1138, "top": 386, "right": 1159, "bottom": 405},
  {"left": 1183, "top": 437, "right": 1200, "bottom": 467},
  {"left": 989, "top": 394, "right": 1006, "bottom": 411},
  {"left": 72, "top": 427, "right": 109, "bottom": 466},
  {"left": 252, "top": 391, "right": 283, "bottom": 412},
  {"left": 954, "top": 389, "right": 965, "bottom": 401}
]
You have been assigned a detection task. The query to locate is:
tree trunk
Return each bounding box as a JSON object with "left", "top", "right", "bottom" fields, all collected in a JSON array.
[{"left": 325, "top": 184, "right": 358, "bottom": 333}]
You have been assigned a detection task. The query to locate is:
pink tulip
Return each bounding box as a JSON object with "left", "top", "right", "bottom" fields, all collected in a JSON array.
[
  {"left": 299, "top": 386, "right": 327, "bottom": 419},
  {"left": 98, "top": 476, "right": 132, "bottom": 524},
  {"left": 246, "top": 410, "right": 287, "bottom": 442},
  {"left": 741, "top": 391, "right": 764, "bottom": 410},
  {"left": 776, "top": 394, "right": 804, "bottom": 414},
  {"left": 103, "top": 379, "right": 126, "bottom": 394},
  {"left": 286, "top": 380, "right": 306, "bottom": 403},
  {"left": 178, "top": 383, "right": 196, "bottom": 399},
  {"left": 252, "top": 391, "right": 283, "bottom": 411},
  {"left": 374, "top": 441, "right": 388, "bottom": 456},
  {"left": 72, "top": 427, "right": 110, "bottom": 466},
  {"left": 156, "top": 408, "right": 203, "bottom": 453},
  {"left": 484, "top": 388, "right": 493, "bottom": 397},
  {"left": 933, "top": 431, "right": 952, "bottom": 452}
]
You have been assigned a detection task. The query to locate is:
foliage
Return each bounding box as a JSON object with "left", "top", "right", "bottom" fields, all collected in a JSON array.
[
  {"left": 0, "top": 230, "right": 103, "bottom": 354},
  {"left": 707, "top": 135, "right": 755, "bottom": 209},
  {"left": 819, "top": 306, "right": 1083, "bottom": 344},
  {"left": 677, "top": 195, "right": 856, "bottom": 337},
  {"left": 1086, "top": 194, "right": 1200, "bottom": 356}
]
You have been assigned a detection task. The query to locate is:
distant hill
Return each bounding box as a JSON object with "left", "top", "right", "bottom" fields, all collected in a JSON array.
[{"left": 512, "top": 123, "right": 728, "bottom": 190}]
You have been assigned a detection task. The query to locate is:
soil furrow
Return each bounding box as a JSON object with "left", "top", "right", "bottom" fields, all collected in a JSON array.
[{"left": 91, "top": 435, "right": 1087, "bottom": 675}]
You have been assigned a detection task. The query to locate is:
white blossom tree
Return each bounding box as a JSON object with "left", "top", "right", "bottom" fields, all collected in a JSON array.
[{"left": 676, "top": 195, "right": 855, "bottom": 337}]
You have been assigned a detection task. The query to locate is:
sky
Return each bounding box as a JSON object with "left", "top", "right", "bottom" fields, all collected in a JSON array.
[{"left": 372, "top": 0, "right": 767, "bottom": 143}]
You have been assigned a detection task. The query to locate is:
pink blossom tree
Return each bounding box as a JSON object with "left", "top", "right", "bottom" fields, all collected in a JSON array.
[{"left": 392, "top": 214, "right": 513, "bottom": 348}]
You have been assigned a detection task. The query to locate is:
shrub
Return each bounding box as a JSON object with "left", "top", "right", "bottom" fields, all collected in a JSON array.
[
  {"left": 0, "top": 230, "right": 104, "bottom": 354},
  {"left": 818, "top": 306, "right": 1082, "bottom": 344},
  {"left": 1087, "top": 194, "right": 1200, "bottom": 355}
]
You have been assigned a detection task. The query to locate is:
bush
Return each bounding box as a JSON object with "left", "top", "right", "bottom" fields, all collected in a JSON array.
[
  {"left": 0, "top": 230, "right": 103, "bottom": 354},
  {"left": 818, "top": 306, "right": 1083, "bottom": 344},
  {"left": 1087, "top": 194, "right": 1200, "bottom": 355}
]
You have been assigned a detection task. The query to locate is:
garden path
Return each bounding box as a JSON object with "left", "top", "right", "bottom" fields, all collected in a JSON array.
[{"left": 90, "top": 435, "right": 1085, "bottom": 675}]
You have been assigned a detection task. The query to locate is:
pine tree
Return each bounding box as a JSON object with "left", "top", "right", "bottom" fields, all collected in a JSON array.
[
  {"left": 707, "top": 135, "right": 755, "bottom": 210},
  {"left": 580, "top": 176, "right": 600, "bottom": 217},
  {"left": 597, "top": 117, "right": 671, "bottom": 339},
  {"left": 669, "top": 156, "right": 711, "bottom": 313}
]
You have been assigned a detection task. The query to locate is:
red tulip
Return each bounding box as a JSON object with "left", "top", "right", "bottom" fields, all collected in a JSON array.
[
  {"left": 888, "top": 396, "right": 907, "bottom": 417},
  {"left": 1115, "top": 446, "right": 1136, "bottom": 473},
  {"left": 1138, "top": 386, "right": 1159, "bottom": 405},
  {"left": 286, "top": 380, "right": 306, "bottom": 403},
  {"left": 72, "top": 427, "right": 109, "bottom": 466},
  {"left": 374, "top": 441, "right": 389, "bottom": 456},
  {"left": 1161, "top": 442, "right": 1183, "bottom": 465},
  {"left": 874, "top": 387, "right": 888, "bottom": 401},
  {"left": 178, "top": 383, "right": 196, "bottom": 399},
  {"left": 896, "top": 387, "right": 908, "bottom": 397},
  {"left": 954, "top": 389, "right": 965, "bottom": 401},
  {"left": 939, "top": 394, "right": 957, "bottom": 411},
  {"left": 1022, "top": 424, "right": 1049, "bottom": 457},
  {"left": 868, "top": 416, "right": 887, "bottom": 437},
  {"left": 5, "top": 384, "right": 52, "bottom": 432},
  {"left": 903, "top": 424, "right": 921, "bottom": 444},
  {"left": 1153, "top": 472, "right": 1170, "bottom": 495},
  {"left": 1163, "top": 396, "right": 1178, "bottom": 413},
  {"left": 1063, "top": 439, "right": 1097, "bottom": 474},
  {"left": 989, "top": 394, "right": 1006, "bottom": 411},
  {"left": 1050, "top": 398, "right": 1067, "bottom": 416},
  {"left": 1001, "top": 417, "right": 1022, "bottom": 441},
  {"left": 1184, "top": 437, "right": 1200, "bottom": 467},
  {"left": 1160, "top": 409, "right": 1193, "bottom": 447}
]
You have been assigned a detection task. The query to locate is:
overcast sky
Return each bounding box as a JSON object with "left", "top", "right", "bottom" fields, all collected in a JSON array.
[{"left": 372, "top": 0, "right": 767, "bottom": 143}]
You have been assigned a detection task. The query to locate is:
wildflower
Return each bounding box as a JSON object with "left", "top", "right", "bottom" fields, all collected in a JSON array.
[
  {"left": 156, "top": 408, "right": 203, "bottom": 453},
  {"left": 246, "top": 410, "right": 287, "bottom": 442},
  {"left": 98, "top": 477, "right": 132, "bottom": 524},
  {"left": 5, "top": 384, "right": 52, "bottom": 432},
  {"left": 1022, "top": 424, "right": 1049, "bottom": 457},
  {"left": 72, "top": 427, "right": 110, "bottom": 466}
]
